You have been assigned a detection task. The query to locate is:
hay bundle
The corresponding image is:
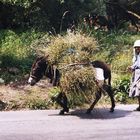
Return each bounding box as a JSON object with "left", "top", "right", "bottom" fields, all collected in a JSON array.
[
  {"left": 60, "top": 66, "right": 97, "bottom": 106},
  {"left": 37, "top": 32, "right": 98, "bottom": 106},
  {"left": 45, "top": 32, "right": 98, "bottom": 65}
]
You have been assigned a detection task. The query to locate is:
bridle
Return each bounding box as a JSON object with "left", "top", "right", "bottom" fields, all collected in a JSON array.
[
  {"left": 30, "top": 61, "right": 55, "bottom": 80},
  {"left": 30, "top": 74, "right": 38, "bottom": 80}
]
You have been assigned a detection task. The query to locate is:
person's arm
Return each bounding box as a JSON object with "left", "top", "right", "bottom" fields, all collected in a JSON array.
[
  {"left": 130, "top": 60, "right": 138, "bottom": 70},
  {"left": 127, "top": 55, "right": 138, "bottom": 72}
]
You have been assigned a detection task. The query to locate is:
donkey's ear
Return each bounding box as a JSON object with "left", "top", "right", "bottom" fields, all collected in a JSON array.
[
  {"left": 32, "top": 57, "right": 42, "bottom": 65},
  {"left": 36, "top": 56, "right": 44, "bottom": 62},
  {"left": 40, "top": 55, "right": 49, "bottom": 61},
  {"left": 41, "top": 55, "right": 50, "bottom": 64}
]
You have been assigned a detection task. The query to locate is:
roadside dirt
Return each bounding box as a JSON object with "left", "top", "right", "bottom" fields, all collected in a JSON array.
[
  {"left": 0, "top": 77, "right": 131, "bottom": 112},
  {"left": 0, "top": 79, "right": 53, "bottom": 111}
]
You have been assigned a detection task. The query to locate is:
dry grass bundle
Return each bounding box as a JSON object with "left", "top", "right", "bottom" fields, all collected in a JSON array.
[
  {"left": 45, "top": 32, "right": 98, "bottom": 66},
  {"left": 34, "top": 32, "right": 99, "bottom": 106},
  {"left": 60, "top": 66, "right": 97, "bottom": 106}
]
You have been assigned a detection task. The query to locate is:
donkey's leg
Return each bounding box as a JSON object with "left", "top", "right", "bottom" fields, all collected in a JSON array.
[
  {"left": 104, "top": 85, "right": 115, "bottom": 112},
  {"left": 86, "top": 90, "right": 102, "bottom": 114},
  {"left": 135, "top": 97, "right": 140, "bottom": 111},
  {"left": 56, "top": 92, "right": 69, "bottom": 115}
]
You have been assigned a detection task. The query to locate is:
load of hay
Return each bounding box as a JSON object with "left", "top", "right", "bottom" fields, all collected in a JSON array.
[
  {"left": 34, "top": 32, "right": 99, "bottom": 106},
  {"left": 49, "top": 32, "right": 100, "bottom": 106},
  {"left": 46, "top": 32, "right": 98, "bottom": 65},
  {"left": 60, "top": 66, "right": 97, "bottom": 107}
]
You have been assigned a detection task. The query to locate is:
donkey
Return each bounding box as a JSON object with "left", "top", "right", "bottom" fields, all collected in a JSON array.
[
  {"left": 28, "top": 56, "right": 69, "bottom": 115},
  {"left": 28, "top": 56, "right": 115, "bottom": 115}
]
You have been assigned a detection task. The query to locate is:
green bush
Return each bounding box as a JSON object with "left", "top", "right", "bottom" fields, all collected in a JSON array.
[
  {"left": 91, "top": 30, "right": 138, "bottom": 62},
  {"left": 114, "top": 92, "right": 128, "bottom": 103},
  {"left": 26, "top": 98, "right": 49, "bottom": 110},
  {"left": 113, "top": 75, "right": 131, "bottom": 103},
  {"left": 0, "top": 29, "right": 44, "bottom": 83}
]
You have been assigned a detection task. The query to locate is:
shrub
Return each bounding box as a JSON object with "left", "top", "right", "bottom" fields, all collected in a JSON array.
[
  {"left": 0, "top": 29, "right": 44, "bottom": 83},
  {"left": 113, "top": 75, "right": 131, "bottom": 103},
  {"left": 111, "top": 49, "right": 132, "bottom": 72}
]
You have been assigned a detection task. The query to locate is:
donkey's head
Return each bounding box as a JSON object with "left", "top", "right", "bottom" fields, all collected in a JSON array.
[
  {"left": 28, "top": 56, "right": 60, "bottom": 86},
  {"left": 28, "top": 56, "right": 48, "bottom": 86}
]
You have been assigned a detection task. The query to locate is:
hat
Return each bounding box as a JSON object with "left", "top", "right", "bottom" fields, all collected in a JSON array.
[{"left": 133, "top": 40, "right": 140, "bottom": 48}]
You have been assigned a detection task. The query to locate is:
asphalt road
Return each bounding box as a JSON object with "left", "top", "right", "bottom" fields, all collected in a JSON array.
[{"left": 0, "top": 104, "right": 140, "bottom": 140}]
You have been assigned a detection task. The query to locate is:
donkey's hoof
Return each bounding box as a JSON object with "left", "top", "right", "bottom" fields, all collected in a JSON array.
[
  {"left": 64, "top": 107, "right": 69, "bottom": 113},
  {"left": 134, "top": 107, "right": 140, "bottom": 111},
  {"left": 59, "top": 110, "right": 65, "bottom": 115},
  {"left": 59, "top": 108, "right": 69, "bottom": 115},
  {"left": 110, "top": 108, "right": 114, "bottom": 112},
  {"left": 86, "top": 109, "right": 92, "bottom": 114}
]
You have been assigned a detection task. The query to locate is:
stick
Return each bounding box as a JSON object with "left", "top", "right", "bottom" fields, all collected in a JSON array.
[{"left": 59, "top": 62, "right": 90, "bottom": 70}]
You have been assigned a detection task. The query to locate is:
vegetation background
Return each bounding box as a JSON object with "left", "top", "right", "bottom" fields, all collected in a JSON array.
[{"left": 0, "top": 0, "right": 140, "bottom": 110}]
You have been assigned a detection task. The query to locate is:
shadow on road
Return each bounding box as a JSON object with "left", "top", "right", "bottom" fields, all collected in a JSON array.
[{"left": 70, "top": 108, "right": 132, "bottom": 119}]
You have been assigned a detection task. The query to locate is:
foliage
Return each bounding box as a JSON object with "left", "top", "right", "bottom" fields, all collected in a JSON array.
[
  {"left": 0, "top": 0, "right": 36, "bottom": 7},
  {"left": 89, "top": 30, "right": 139, "bottom": 62},
  {"left": 0, "top": 0, "right": 140, "bottom": 31},
  {"left": 114, "top": 76, "right": 130, "bottom": 94},
  {"left": 113, "top": 75, "right": 131, "bottom": 103},
  {"left": 0, "top": 29, "right": 44, "bottom": 83},
  {"left": 111, "top": 50, "right": 132, "bottom": 72},
  {"left": 0, "top": 29, "right": 43, "bottom": 68},
  {"left": 29, "top": 34, "right": 50, "bottom": 55},
  {"left": 114, "top": 92, "right": 128, "bottom": 103},
  {"left": 26, "top": 98, "right": 48, "bottom": 110},
  {"left": 0, "top": 0, "right": 108, "bottom": 31}
]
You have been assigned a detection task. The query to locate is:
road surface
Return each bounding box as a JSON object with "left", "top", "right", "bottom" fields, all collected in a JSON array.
[{"left": 0, "top": 104, "right": 140, "bottom": 140}]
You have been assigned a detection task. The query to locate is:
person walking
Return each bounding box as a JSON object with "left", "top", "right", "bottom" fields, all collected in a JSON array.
[{"left": 128, "top": 40, "right": 140, "bottom": 111}]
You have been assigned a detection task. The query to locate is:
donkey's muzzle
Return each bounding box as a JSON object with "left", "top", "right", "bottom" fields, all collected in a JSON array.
[{"left": 28, "top": 76, "right": 37, "bottom": 86}]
